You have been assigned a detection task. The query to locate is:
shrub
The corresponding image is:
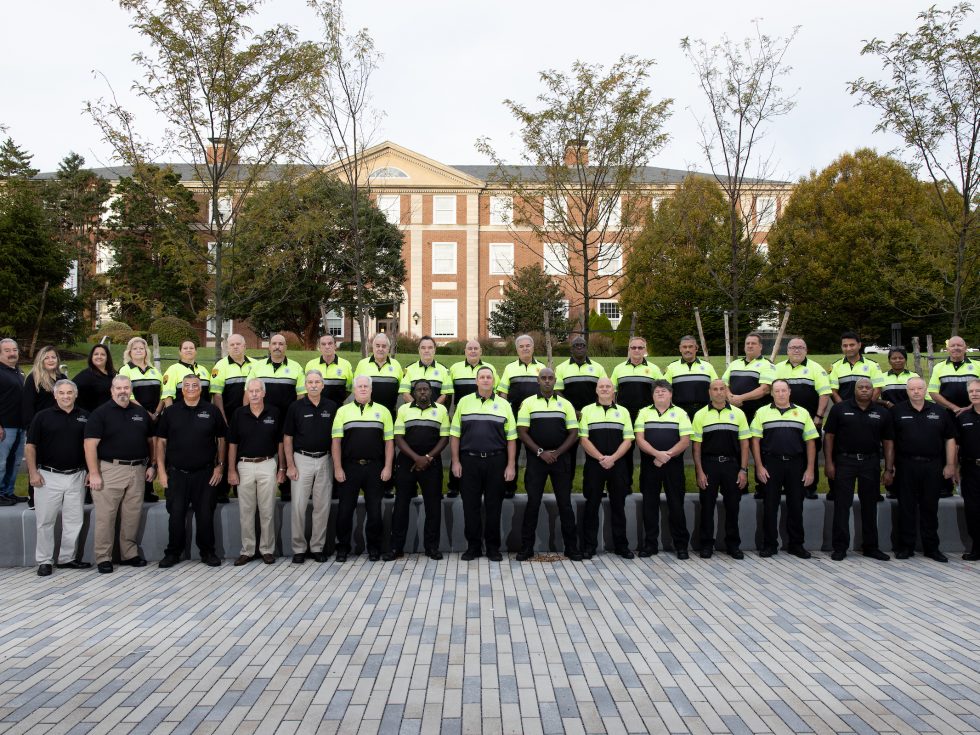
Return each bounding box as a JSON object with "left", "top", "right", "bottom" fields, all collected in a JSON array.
[
  {"left": 148, "top": 316, "right": 198, "bottom": 347},
  {"left": 588, "top": 333, "right": 616, "bottom": 356},
  {"left": 395, "top": 335, "right": 420, "bottom": 355},
  {"left": 613, "top": 314, "right": 633, "bottom": 349},
  {"left": 588, "top": 310, "right": 614, "bottom": 334},
  {"left": 88, "top": 320, "right": 141, "bottom": 345},
  {"left": 435, "top": 340, "right": 467, "bottom": 356}
]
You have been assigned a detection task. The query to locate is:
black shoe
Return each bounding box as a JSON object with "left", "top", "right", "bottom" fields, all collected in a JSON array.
[
  {"left": 292, "top": 554, "right": 306, "bottom": 564},
  {"left": 461, "top": 550, "right": 481, "bottom": 561},
  {"left": 143, "top": 491, "right": 158, "bottom": 503},
  {"left": 759, "top": 547, "right": 777, "bottom": 558},
  {"left": 700, "top": 548, "right": 713, "bottom": 559},
  {"left": 37, "top": 564, "right": 52, "bottom": 577},
  {"left": 426, "top": 549, "right": 443, "bottom": 560},
  {"left": 27, "top": 497, "right": 34, "bottom": 510},
  {"left": 382, "top": 491, "right": 394, "bottom": 500},
  {"left": 12, "top": 495, "right": 27, "bottom": 503},
  {"left": 894, "top": 549, "right": 912, "bottom": 559},
  {"left": 566, "top": 551, "right": 584, "bottom": 561},
  {"left": 503, "top": 489, "right": 516, "bottom": 499},
  {"left": 963, "top": 550, "right": 980, "bottom": 561},
  {"left": 876, "top": 494, "right": 885, "bottom": 503},
  {"left": 311, "top": 552, "right": 328, "bottom": 563},
  {"left": 825, "top": 491, "right": 836, "bottom": 502},
  {"left": 863, "top": 549, "right": 890, "bottom": 561},
  {"left": 382, "top": 551, "right": 403, "bottom": 561},
  {"left": 805, "top": 491, "right": 818, "bottom": 500},
  {"left": 753, "top": 491, "right": 765, "bottom": 500},
  {"left": 728, "top": 549, "right": 744, "bottom": 560},
  {"left": 831, "top": 550, "right": 847, "bottom": 561},
  {"left": 121, "top": 557, "right": 147, "bottom": 567},
  {"left": 637, "top": 548, "right": 658, "bottom": 558},
  {"left": 202, "top": 554, "right": 221, "bottom": 567},
  {"left": 216, "top": 496, "right": 230, "bottom": 504},
  {"left": 368, "top": 551, "right": 381, "bottom": 562},
  {"left": 885, "top": 492, "right": 898, "bottom": 500},
  {"left": 925, "top": 550, "right": 948, "bottom": 563},
  {"left": 676, "top": 549, "right": 689, "bottom": 560},
  {"left": 261, "top": 553, "right": 276, "bottom": 564},
  {"left": 158, "top": 555, "right": 180, "bottom": 568},
  {"left": 515, "top": 550, "right": 534, "bottom": 561},
  {"left": 618, "top": 549, "right": 635, "bottom": 560},
  {"left": 446, "top": 490, "right": 459, "bottom": 498},
  {"left": 582, "top": 549, "right": 596, "bottom": 560},
  {"left": 0, "top": 495, "right": 15, "bottom": 506},
  {"left": 487, "top": 551, "right": 503, "bottom": 562},
  {"left": 97, "top": 561, "right": 113, "bottom": 573},
  {"left": 56, "top": 560, "right": 91, "bottom": 569},
  {"left": 788, "top": 546, "right": 811, "bottom": 559},
  {"left": 335, "top": 552, "right": 348, "bottom": 563}
]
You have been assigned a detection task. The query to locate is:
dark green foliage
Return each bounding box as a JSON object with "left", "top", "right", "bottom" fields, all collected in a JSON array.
[
  {"left": 488, "top": 265, "right": 571, "bottom": 341},
  {"left": 148, "top": 316, "right": 198, "bottom": 346}
]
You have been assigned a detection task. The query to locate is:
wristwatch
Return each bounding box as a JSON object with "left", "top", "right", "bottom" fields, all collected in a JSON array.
[
  {"left": 739, "top": 467, "right": 748, "bottom": 473},
  {"left": 536, "top": 448, "right": 544, "bottom": 457}
]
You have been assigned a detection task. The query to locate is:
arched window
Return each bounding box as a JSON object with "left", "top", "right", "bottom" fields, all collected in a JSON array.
[{"left": 368, "top": 166, "right": 409, "bottom": 179}]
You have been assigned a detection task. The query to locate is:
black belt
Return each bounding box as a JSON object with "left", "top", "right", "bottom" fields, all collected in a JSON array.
[
  {"left": 839, "top": 452, "right": 879, "bottom": 461},
  {"left": 38, "top": 465, "right": 84, "bottom": 475},
  {"left": 465, "top": 450, "right": 504, "bottom": 458},
  {"left": 962, "top": 458, "right": 980, "bottom": 466},
  {"left": 348, "top": 458, "right": 380, "bottom": 465},
  {"left": 169, "top": 465, "right": 212, "bottom": 474},
  {"left": 704, "top": 455, "right": 737, "bottom": 463},
  {"left": 239, "top": 456, "right": 273, "bottom": 463},
  {"left": 296, "top": 449, "right": 329, "bottom": 458},
  {"left": 763, "top": 453, "right": 801, "bottom": 462},
  {"left": 106, "top": 458, "right": 147, "bottom": 466},
  {"left": 902, "top": 455, "right": 941, "bottom": 462}
]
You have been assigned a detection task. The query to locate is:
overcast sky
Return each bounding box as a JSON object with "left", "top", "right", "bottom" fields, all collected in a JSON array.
[{"left": 1, "top": 0, "right": 955, "bottom": 179}]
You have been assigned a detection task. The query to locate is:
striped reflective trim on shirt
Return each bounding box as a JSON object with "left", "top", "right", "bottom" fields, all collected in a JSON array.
[
  {"left": 758, "top": 420, "right": 806, "bottom": 430},
  {"left": 343, "top": 420, "right": 385, "bottom": 430},
  {"left": 670, "top": 373, "right": 711, "bottom": 383}
]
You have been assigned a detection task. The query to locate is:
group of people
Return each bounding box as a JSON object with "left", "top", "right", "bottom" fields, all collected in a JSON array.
[{"left": 1, "top": 327, "right": 977, "bottom": 577}]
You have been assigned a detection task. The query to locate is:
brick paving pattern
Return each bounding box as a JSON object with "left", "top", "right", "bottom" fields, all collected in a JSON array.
[{"left": 0, "top": 554, "right": 979, "bottom": 734}]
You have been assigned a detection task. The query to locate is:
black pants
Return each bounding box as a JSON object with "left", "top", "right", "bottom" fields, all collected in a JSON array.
[
  {"left": 582, "top": 459, "right": 630, "bottom": 553},
  {"left": 164, "top": 466, "right": 216, "bottom": 557},
  {"left": 896, "top": 457, "right": 943, "bottom": 553},
  {"left": 460, "top": 452, "right": 506, "bottom": 554},
  {"left": 522, "top": 453, "right": 578, "bottom": 554},
  {"left": 335, "top": 460, "right": 384, "bottom": 554},
  {"left": 762, "top": 454, "right": 805, "bottom": 550},
  {"left": 805, "top": 433, "right": 822, "bottom": 493},
  {"left": 832, "top": 455, "right": 882, "bottom": 552},
  {"left": 504, "top": 433, "right": 525, "bottom": 494},
  {"left": 960, "top": 463, "right": 980, "bottom": 553},
  {"left": 640, "top": 458, "right": 688, "bottom": 552},
  {"left": 700, "top": 457, "right": 741, "bottom": 551},
  {"left": 390, "top": 457, "right": 443, "bottom": 552}
]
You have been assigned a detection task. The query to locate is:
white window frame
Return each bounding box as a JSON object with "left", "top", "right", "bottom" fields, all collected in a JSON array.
[
  {"left": 66, "top": 260, "right": 79, "bottom": 294},
  {"left": 376, "top": 194, "right": 400, "bottom": 225},
  {"left": 756, "top": 196, "right": 777, "bottom": 228},
  {"left": 487, "top": 299, "right": 503, "bottom": 338},
  {"left": 598, "top": 196, "right": 621, "bottom": 229},
  {"left": 597, "top": 242, "right": 622, "bottom": 277},
  {"left": 433, "top": 195, "right": 457, "bottom": 225},
  {"left": 208, "top": 195, "right": 234, "bottom": 226},
  {"left": 543, "top": 195, "right": 567, "bottom": 226},
  {"left": 543, "top": 242, "right": 567, "bottom": 276},
  {"left": 489, "top": 242, "right": 514, "bottom": 275},
  {"left": 651, "top": 195, "right": 666, "bottom": 213},
  {"left": 431, "top": 242, "right": 457, "bottom": 275},
  {"left": 95, "top": 243, "right": 114, "bottom": 275},
  {"left": 431, "top": 299, "right": 458, "bottom": 338},
  {"left": 489, "top": 195, "right": 513, "bottom": 226},
  {"left": 206, "top": 315, "right": 234, "bottom": 342},
  {"left": 324, "top": 309, "right": 343, "bottom": 338},
  {"left": 597, "top": 300, "right": 622, "bottom": 329},
  {"left": 560, "top": 300, "right": 570, "bottom": 318}
]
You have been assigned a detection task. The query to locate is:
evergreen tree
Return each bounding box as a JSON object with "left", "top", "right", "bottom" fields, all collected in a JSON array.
[
  {"left": 0, "top": 137, "right": 38, "bottom": 179},
  {"left": 488, "top": 265, "right": 570, "bottom": 341}
]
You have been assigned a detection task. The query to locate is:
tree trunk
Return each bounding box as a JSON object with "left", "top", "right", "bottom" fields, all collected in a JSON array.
[
  {"left": 29, "top": 281, "right": 49, "bottom": 359},
  {"left": 952, "top": 227, "right": 967, "bottom": 337}
]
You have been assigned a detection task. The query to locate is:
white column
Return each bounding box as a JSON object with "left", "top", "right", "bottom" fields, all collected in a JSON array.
[{"left": 466, "top": 195, "right": 479, "bottom": 340}]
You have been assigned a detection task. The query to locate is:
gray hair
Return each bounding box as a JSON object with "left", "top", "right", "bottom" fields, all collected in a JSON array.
[
  {"left": 306, "top": 369, "right": 324, "bottom": 379},
  {"left": 515, "top": 334, "right": 534, "bottom": 348},
  {"left": 246, "top": 378, "right": 266, "bottom": 393},
  {"left": 371, "top": 332, "right": 391, "bottom": 346},
  {"left": 353, "top": 375, "right": 373, "bottom": 388},
  {"left": 0, "top": 338, "right": 17, "bottom": 349},
  {"left": 111, "top": 375, "right": 132, "bottom": 388},
  {"left": 52, "top": 378, "right": 78, "bottom": 394}
]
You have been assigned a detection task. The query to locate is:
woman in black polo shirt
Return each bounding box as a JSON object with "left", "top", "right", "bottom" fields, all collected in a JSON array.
[
  {"left": 74, "top": 344, "right": 116, "bottom": 412},
  {"left": 22, "top": 345, "right": 67, "bottom": 508}
]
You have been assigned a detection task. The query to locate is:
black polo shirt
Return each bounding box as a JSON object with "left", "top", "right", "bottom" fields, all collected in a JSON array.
[
  {"left": 0, "top": 362, "right": 26, "bottom": 428},
  {"left": 74, "top": 368, "right": 114, "bottom": 412},
  {"left": 156, "top": 400, "right": 227, "bottom": 471},
  {"left": 283, "top": 396, "right": 337, "bottom": 453},
  {"left": 516, "top": 394, "right": 578, "bottom": 450},
  {"left": 85, "top": 400, "right": 153, "bottom": 461},
  {"left": 955, "top": 408, "right": 980, "bottom": 461},
  {"left": 824, "top": 399, "right": 893, "bottom": 455},
  {"left": 27, "top": 405, "right": 89, "bottom": 470},
  {"left": 891, "top": 402, "right": 956, "bottom": 460},
  {"left": 227, "top": 404, "right": 282, "bottom": 458}
]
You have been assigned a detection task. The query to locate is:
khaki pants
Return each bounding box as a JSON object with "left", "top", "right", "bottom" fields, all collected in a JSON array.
[
  {"left": 35, "top": 469, "right": 86, "bottom": 565},
  {"left": 291, "top": 453, "right": 334, "bottom": 554},
  {"left": 94, "top": 461, "right": 145, "bottom": 564},
  {"left": 238, "top": 458, "right": 277, "bottom": 556}
]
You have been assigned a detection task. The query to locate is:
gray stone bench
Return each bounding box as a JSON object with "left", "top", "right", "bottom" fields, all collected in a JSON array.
[{"left": 0, "top": 494, "right": 972, "bottom": 566}]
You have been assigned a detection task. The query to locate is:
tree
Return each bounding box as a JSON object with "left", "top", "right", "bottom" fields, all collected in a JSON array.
[
  {"left": 86, "top": 0, "right": 323, "bottom": 358},
  {"left": 224, "top": 170, "right": 406, "bottom": 348},
  {"left": 476, "top": 55, "right": 672, "bottom": 339},
  {"left": 50, "top": 153, "right": 111, "bottom": 316},
  {"left": 763, "top": 149, "right": 948, "bottom": 351},
  {"left": 621, "top": 175, "right": 747, "bottom": 354},
  {"left": 304, "top": 0, "right": 385, "bottom": 355},
  {"left": 488, "top": 265, "right": 570, "bottom": 341},
  {"left": 849, "top": 3, "right": 980, "bottom": 336},
  {"left": 0, "top": 141, "right": 81, "bottom": 348},
  {"left": 103, "top": 166, "right": 206, "bottom": 328},
  {"left": 681, "top": 25, "right": 798, "bottom": 346}
]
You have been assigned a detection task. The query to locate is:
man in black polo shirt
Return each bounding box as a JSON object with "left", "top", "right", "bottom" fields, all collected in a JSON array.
[
  {"left": 516, "top": 368, "right": 581, "bottom": 561},
  {"left": 0, "top": 337, "right": 26, "bottom": 506},
  {"left": 24, "top": 378, "right": 91, "bottom": 576},
  {"left": 387, "top": 379, "right": 450, "bottom": 561},
  {"left": 227, "top": 378, "right": 285, "bottom": 566},
  {"left": 84, "top": 375, "right": 156, "bottom": 574},
  {"left": 331, "top": 375, "right": 394, "bottom": 562},
  {"left": 156, "top": 374, "right": 226, "bottom": 569},
  {"left": 284, "top": 370, "right": 337, "bottom": 564},
  {"left": 824, "top": 377, "right": 894, "bottom": 561},
  {"left": 891, "top": 376, "right": 957, "bottom": 562},
  {"left": 955, "top": 379, "right": 980, "bottom": 561}
]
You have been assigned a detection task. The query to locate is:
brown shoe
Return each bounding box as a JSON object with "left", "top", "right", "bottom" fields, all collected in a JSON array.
[
  {"left": 261, "top": 553, "right": 275, "bottom": 564},
  {"left": 234, "top": 554, "right": 252, "bottom": 566}
]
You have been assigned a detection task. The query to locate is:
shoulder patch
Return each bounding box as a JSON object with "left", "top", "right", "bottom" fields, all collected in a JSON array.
[
  {"left": 211, "top": 368, "right": 219, "bottom": 378},
  {"left": 162, "top": 374, "right": 169, "bottom": 384}
]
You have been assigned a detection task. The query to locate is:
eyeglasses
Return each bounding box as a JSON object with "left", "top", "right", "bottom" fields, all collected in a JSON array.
[{"left": 629, "top": 346, "right": 645, "bottom": 350}]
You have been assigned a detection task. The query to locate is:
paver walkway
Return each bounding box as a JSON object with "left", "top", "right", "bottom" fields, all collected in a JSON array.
[{"left": 0, "top": 553, "right": 979, "bottom": 734}]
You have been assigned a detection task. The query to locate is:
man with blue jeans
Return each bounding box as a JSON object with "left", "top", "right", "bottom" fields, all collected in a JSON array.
[{"left": 0, "top": 338, "right": 26, "bottom": 506}]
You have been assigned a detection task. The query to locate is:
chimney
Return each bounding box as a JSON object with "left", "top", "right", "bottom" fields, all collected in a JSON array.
[
  {"left": 206, "top": 137, "right": 237, "bottom": 165},
  {"left": 563, "top": 139, "right": 589, "bottom": 167}
]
